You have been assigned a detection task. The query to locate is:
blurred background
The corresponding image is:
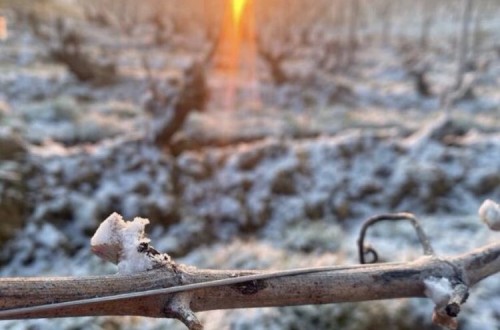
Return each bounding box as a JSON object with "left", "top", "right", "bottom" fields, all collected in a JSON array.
[{"left": 0, "top": 0, "right": 499, "bottom": 329}]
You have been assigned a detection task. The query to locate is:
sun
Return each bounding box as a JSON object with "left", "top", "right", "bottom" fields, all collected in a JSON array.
[
  {"left": 232, "top": 0, "right": 248, "bottom": 25},
  {"left": 212, "top": 0, "right": 258, "bottom": 111}
]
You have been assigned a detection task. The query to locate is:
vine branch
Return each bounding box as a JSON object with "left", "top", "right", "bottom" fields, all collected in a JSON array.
[{"left": 0, "top": 200, "right": 498, "bottom": 330}]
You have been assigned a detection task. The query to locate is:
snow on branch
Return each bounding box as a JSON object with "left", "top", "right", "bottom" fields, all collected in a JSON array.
[
  {"left": 479, "top": 199, "right": 500, "bottom": 231},
  {"left": 0, "top": 201, "right": 499, "bottom": 330},
  {"left": 90, "top": 212, "right": 173, "bottom": 274}
]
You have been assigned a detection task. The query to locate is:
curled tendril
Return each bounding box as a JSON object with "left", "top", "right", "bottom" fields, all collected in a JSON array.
[
  {"left": 357, "top": 212, "right": 434, "bottom": 264},
  {"left": 360, "top": 245, "right": 379, "bottom": 264}
]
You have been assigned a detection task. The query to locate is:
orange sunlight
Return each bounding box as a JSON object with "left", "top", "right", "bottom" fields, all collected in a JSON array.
[
  {"left": 0, "top": 16, "right": 7, "bottom": 41},
  {"left": 232, "top": 0, "right": 248, "bottom": 25},
  {"left": 213, "top": 0, "right": 259, "bottom": 111},
  {"left": 232, "top": 0, "right": 247, "bottom": 25}
]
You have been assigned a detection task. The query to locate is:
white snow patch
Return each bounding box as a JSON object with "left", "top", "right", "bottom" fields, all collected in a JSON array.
[
  {"left": 90, "top": 212, "right": 155, "bottom": 274},
  {"left": 478, "top": 199, "right": 500, "bottom": 231},
  {"left": 35, "top": 223, "right": 66, "bottom": 249},
  {"left": 424, "top": 277, "right": 453, "bottom": 306}
]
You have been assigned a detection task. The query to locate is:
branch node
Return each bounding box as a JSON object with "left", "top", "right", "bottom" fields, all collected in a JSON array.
[
  {"left": 426, "top": 278, "right": 469, "bottom": 330},
  {"left": 445, "top": 303, "right": 460, "bottom": 318},
  {"left": 164, "top": 292, "right": 203, "bottom": 330},
  {"left": 357, "top": 213, "right": 434, "bottom": 264},
  {"left": 445, "top": 283, "right": 469, "bottom": 317}
]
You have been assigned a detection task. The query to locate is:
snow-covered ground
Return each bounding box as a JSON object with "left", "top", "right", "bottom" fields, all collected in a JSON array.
[{"left": 0, "top": 1, "right": 499, "bottom": 329}]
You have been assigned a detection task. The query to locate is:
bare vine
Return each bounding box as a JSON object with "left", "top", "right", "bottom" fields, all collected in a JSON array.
[{"left": 0, "top": 200, "right": 499, "bottom": 330}]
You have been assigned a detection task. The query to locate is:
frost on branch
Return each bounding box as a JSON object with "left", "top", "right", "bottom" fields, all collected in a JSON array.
[
  {"left": 478, "top": 199, "right": 500, "bottom": 231},
  {"left": 91, "top": 214, "right": 201, "bottom": 329},
  {"left": 424, "top": 277, "right": 470, "bottom": 330},
  {"left": 424, "top": 277, "right": 453, "bottom": 306},
  {"left": 91, "top": 212, "right": 172, "bottom": 274}
]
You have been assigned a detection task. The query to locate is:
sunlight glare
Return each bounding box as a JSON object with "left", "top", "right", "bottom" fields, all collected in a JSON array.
[
  {"left": 232, "top": 0, "right": 248, "bottom": 24},
  {"left": 212, "top": 0, "right": 258, "bottom": 112},
  {"left": 0, "top": 16, "right": 7, "bottom": 41}
]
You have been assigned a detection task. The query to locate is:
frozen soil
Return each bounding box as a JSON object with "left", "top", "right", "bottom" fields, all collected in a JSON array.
[{"left": 0, "top": 116, "right": 499, "bottom": 330}]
